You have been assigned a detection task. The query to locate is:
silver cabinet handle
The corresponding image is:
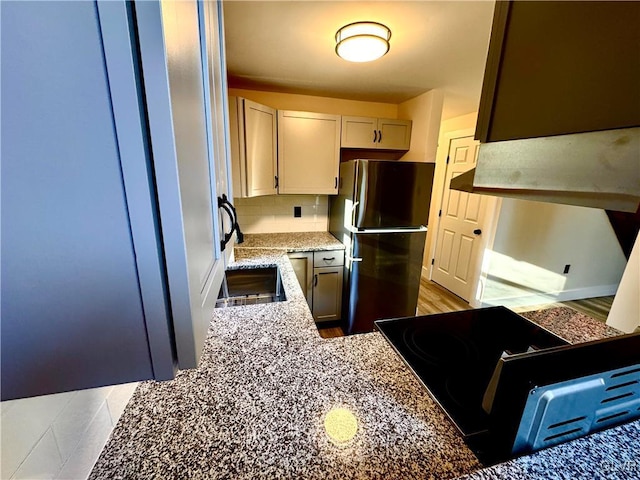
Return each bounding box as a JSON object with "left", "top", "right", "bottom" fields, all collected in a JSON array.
[{"left": 348, "top": 257, "right": 363, "bottom": 262}]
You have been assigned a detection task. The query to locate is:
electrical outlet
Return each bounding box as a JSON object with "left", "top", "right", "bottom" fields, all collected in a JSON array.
[
  {"left": 294, "top": 206, "right": 302, "bottom": 218},
  {"left": 563, "top": 264, "right": 571, "bottom": 274}
]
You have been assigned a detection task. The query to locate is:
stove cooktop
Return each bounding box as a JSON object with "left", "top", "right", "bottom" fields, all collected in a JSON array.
[{"left": 375, "top": 307, "right": 569, "bottom": 437}]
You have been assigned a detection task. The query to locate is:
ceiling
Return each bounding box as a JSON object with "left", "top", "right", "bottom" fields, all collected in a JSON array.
[{"left": 222, "top": 1, "right": 496, "bottom": 120}]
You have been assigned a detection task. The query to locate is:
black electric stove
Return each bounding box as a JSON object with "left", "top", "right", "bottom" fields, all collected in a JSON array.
[
  {"left": 376, "top": 307, "right": 640, "bottom": 464},
  {"left": 375, "top": 307, "right": 569, "bottom": 437}
]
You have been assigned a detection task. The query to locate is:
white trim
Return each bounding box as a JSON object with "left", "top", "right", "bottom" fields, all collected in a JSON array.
[{"left": 479, "top": 284, "right": 620, "bottom": 309}]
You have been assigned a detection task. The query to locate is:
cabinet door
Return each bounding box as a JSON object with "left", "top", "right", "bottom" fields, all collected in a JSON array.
[
  {"left": 476, "top": 1, "right": 640, "bottom": 143},
  {"left": 312, "top": 267, "right": 343, "bottom": 322},
  {"left": 278, "top": 111, "right": 341, "bottom": 194},
  {"left": 377, "top": 118, "right": 412, "bottom": 150},
  {"left": 2, "top": 1, "right": 158, "bottom": 400},
  {"left": 138, "top": 0, "right": 227, "bottom": 371},
  {"left": 198, "top": 1, "right": 234, "bottom": 288},
  {"left": 244, "top": 99, "right": 278, "bottom": 197},
  {"left": 228, "top": 96, "right": 246, "bottom": 196},
  {"left": 341, "top": 115, "right": 378, "bottom": 148},
  {"left": 287, "top": 252, "right": 313, "bottom": 306}
]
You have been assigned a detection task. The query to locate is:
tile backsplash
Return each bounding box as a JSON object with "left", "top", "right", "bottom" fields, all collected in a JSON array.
[
  {"left": 1, "top": 382, "right": 138, "bottom": 480},
  {"left": 234, "top": 195, "right": 329, "bottom": 234}
]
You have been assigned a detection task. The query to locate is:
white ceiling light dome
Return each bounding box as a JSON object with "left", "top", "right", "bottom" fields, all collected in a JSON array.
[{"left": 335, "top": 21, "right": 391, "bottom": 63}]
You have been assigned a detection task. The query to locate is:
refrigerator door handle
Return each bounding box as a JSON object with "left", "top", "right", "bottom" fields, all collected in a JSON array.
[
  {"left": 347, "top": 256, "right": 363, "bottom": 262},
  {"left": 349, "top": 225, "right": 428, "bottom": 234}
]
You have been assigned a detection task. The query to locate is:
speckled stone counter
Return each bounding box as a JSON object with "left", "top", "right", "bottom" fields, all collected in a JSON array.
[
  {"left": 467, "top": 308, "right": 640, "bottom": 480},
  {"left": 90, "top": 235, "right": 639, "bottom": 480},
  {"left": 237, "top": 232, "right": 345, "bottom": 252},
  {"left": 522, "top": 306, "right": 622, "bottom": 343},
  {"left": 90, "top": 244, "right": 480, "bottom": 479}
]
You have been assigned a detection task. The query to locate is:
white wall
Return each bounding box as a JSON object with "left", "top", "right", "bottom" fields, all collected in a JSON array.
[
  {"left": 607, "top": 234, "right": 640, "bottom": 333},
  {"left": 479, "top": 199, "right": 627, "bottom": 307},
  {"left": 1, "top": 383, "right": 138, "bottom": 480},
  {"left": 235, "top": 194, "right": 328, "bottom": 234},
  {"left": 398, "top": 89, "right": 444, "bottom": 163}
]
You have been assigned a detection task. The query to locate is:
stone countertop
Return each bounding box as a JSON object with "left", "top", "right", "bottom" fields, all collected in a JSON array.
[
  {"left": 237, "top": 231, "right": 345, "bottom": 252},
  {"left": 90, "top": 236, "right": 640, "bottom": 480},
  {"left": 465, "top": 307, "right": 640, "bottom": 480}
]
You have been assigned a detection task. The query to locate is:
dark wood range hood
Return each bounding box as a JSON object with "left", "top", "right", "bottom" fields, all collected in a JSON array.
[{"left": 453, "top": 1, "right": 640, "bottom": 214}]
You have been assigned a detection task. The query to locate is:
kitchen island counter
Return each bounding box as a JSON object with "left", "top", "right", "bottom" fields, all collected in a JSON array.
[{"left": 90, "top": 236, "right": 639, "bottom": 479}]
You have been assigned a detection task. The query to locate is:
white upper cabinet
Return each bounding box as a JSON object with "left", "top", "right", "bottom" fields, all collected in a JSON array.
[
  {"left": 277, "top": 110, "right": 341, "bottom": 194},
  {"left": 377, "top": 118, "right": 413, "bottom": 150},
  {"left": 340, "top": 116, "right": 378, "bottom": 147},
  {"left": 229, "top": 96, "right": 277, "bottom": 197},
  {"left": 341, "top": 116, "right": 412, "bottom": 150}
]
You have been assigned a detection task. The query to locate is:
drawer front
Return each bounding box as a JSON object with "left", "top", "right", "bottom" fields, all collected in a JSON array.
[{"left": 313, "top": 250, "right": 344, "bottom": 268}]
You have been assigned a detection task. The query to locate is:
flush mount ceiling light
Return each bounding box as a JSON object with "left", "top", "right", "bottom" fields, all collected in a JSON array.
[{"left": 335, "top": 21, "right": 391, "bottom": 63}]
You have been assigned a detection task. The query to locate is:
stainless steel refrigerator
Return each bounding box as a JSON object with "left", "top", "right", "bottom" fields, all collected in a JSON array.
[{"left": 329, "top": 159, "right": 436, "bottom": 334}]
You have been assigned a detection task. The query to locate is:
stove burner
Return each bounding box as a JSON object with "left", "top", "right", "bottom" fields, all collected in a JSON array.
[{"left": 402, "top": 327, "right": 479, "bottom": 370}]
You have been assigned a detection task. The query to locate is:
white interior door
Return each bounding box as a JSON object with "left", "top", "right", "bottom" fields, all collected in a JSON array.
[{"left": 432, "top": 136, "right": 489, "bottom": 301}]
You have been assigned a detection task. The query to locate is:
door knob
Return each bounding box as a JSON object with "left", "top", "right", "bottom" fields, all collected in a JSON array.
[{"left": 473, "top": 229, "right": 482, "bottom": 235}]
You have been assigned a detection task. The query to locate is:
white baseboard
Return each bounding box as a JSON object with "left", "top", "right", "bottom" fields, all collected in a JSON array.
[{"left": 480, "top": 284, "right": 619, "bottom": 309}]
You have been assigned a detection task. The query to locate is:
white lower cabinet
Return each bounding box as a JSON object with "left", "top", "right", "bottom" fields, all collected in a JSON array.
[
  {"left": 312, "top": 265, "right": 343, "bottom": 322},
  {"left": 289, "top": 250, "right": 343, "bottom": 323}
]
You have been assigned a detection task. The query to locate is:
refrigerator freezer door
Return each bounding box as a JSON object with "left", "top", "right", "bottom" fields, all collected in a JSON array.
[
  {"left": 353, "top": 160, "right": 435, "bottom": 229},
  {"left": 346, "top": 231, "right": 426, "bottom": 334}
]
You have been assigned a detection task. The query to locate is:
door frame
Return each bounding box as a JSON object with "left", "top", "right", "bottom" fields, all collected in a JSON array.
[{"left": 424, "top": 128, "right": 502, "bottom": 308}]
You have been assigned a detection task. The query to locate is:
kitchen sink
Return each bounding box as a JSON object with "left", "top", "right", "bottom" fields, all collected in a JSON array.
[{"left": 215, "top": 266, "right": 286, "bottom": 308}]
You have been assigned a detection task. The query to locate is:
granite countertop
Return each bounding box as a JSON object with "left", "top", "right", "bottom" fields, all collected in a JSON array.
[
  {"left": 90, "top": 233, "right": 640, "bottom": 480},
  {"left": 237, "top": 232, "right": 345, "bottom": 252}
]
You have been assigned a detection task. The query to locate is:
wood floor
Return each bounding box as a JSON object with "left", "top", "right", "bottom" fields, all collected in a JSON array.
[
  {"left": 317, "top": 276, "right": 614, "bottom": 338},
  {"left": 416, "top": 276, "right": 470, "bottom": 316},
  {"left": 317, "top": 324, "right": 344, "bottom": 339}
]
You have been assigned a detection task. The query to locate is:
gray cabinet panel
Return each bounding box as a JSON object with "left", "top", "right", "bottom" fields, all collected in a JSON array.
[
  {"left": 1, "top": 0, "right": 232, "bottom": 400},
  {"left": 136, "top": 0, "right": 224, "bottom": 370},
  {"left": 312, "top": 266, "right": 343, "bottom": 322},
  {"left": 288, "top": 252, "right": 313, "bottom": 306},
  {"left": 477, "top": 1, "right": 640, "bottom": 143},
  {"left": 1, "top": 1, "right": 154, "bottom": 399}
]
